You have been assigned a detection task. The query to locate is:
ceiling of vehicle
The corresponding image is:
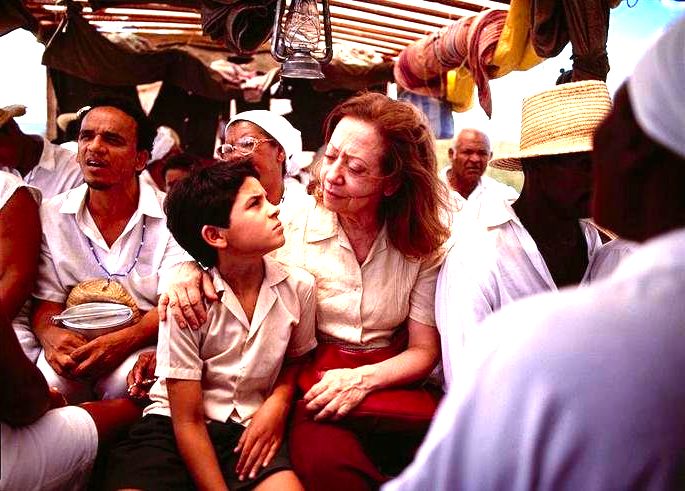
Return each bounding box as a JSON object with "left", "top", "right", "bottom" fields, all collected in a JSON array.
[{"left": 24, "top": 0, "right": 511, "bottom": 58}]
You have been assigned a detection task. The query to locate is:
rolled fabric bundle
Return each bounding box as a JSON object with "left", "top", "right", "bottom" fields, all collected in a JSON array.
[
  {"left": 397, "top": 9, "right": 506, "bottom": 117},
  {"left": 435, "top": 17, "right": 472, "bottom": 68},
  {"left": 393, "top": 44, "right": 444, "bottom": 98},
  {"left": 416, "top": 32, "right": 445, "bottom": 82},
  {"left": 466, "top": 9, "right": 507, "bottom": 117},
  {"left": 395, "top": 32, "right": 445, "bottom": 97}
]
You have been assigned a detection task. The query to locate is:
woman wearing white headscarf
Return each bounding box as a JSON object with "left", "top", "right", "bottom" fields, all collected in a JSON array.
[{"left": 218, "top": 110, "right": 308, "bottom": 225}]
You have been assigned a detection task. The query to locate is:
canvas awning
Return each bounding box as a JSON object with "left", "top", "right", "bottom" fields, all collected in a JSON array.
[{"left": 23, "top": 0, "right": 510, "bottom": 59}]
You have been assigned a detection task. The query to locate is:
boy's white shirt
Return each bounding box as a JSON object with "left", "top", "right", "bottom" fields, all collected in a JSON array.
[{"left": 145, "top": 256, "right": 317, "bottom": 426}]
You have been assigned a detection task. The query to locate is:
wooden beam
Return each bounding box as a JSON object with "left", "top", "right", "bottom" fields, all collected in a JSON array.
[
  {"left": 427, "top": 0, "right": 509, "bottom": 10},
  {"left": 330, "top": 18, "right": 423, "bottom": 41},
  {"left": 330, "top": 37, "right": 397, "bottom": 56},
  {"left": 82, "top": 13, "right": 202, "bottom": 27},
  {"left": 88, "top": 19, "right": 201, "bottom": 29},
  {"left": 331, "top": 30, "right": 407, "bottom": 51},
  {"left": 329, "top": 0, "right": 450, "bottom": 28},
  {"left": 329, "top": 5, "right": 441, "bottom": 35},
  {"left": 332, "top": 25, "right": 414, "bottom": 47},
  {"left": 355, "top": 0, "right": 475, "bottom": 19}
]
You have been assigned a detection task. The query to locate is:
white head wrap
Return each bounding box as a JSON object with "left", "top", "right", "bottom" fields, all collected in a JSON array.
[
  {"left": 149, "top": 126, "right": 181, "bottom": 162},
  {"left": 629, "top": 15, "right": 685, "bottom": 159},
  {"left": 227, "top": 110, "right": 303, "bottom": 176}
]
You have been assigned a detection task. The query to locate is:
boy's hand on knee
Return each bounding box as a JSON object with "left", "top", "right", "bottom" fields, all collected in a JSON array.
[{"left": 234, "top": 398, "right": 286, "bottom": 481}]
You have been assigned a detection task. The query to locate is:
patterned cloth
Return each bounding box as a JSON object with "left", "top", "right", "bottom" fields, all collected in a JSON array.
[{"left": 399, "top": 91, "right": 454, "bottom": 139}]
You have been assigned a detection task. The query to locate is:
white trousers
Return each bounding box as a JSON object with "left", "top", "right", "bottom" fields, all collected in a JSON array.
[
  {"left": 36, "top": 346, "right": 151, "bottom": 403},
  {"left": 0, "top": 406, "right": 98, "bottom": 491}
]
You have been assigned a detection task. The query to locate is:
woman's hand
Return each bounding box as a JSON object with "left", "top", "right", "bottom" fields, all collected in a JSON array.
[
  {"left": 304, "top": 367, "right": 371, "bottom": 421},
  {"left": 158, "top": 261, "right": 217, "bottom": 329},
  {"left": 234, "top": 396, "right": 288, "bottom": 481}
]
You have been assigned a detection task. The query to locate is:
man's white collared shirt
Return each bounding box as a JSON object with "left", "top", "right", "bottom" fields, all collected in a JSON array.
[
  {"left": 439, "top": 167, "right": 519, "bottom": 216},
  {"left": 436, "top": 198, "right": 603, "bottom": 387},
  {"left": 34, "top": 177, "right": 191, "bottom": 310},
  {"left": 386, "top": 228, "right": 685, "bottom": 491},
  {"left": 24, "top": 138, "right": 83, "bottom": 199}
]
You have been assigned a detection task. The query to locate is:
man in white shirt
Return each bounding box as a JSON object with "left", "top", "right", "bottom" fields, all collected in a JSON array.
[
  {"left": 385, "top": 16, "right": 685, "bottom": 490},
  {"left": 436, "top": 81, "right": 614, "bottom": 387},
  {"left": 0, "top": 104, "right": 83, "bottom": 199},
  {"left": 441, "top": 128, "right": 518, "bottom": 214},
  {"left": 30, "top": 97, "right": 189, "bottom": 403}
]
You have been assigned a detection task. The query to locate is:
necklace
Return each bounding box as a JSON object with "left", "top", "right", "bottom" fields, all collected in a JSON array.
[{"left": 86, "top": 216, "right": 147, "bottom": 281}]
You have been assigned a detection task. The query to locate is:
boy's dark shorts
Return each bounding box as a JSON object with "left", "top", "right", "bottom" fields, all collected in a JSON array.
[{"left": 105, "top": 414, "right": 293, "bottom": 490}]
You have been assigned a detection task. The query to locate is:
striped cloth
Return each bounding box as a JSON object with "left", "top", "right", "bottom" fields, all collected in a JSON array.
[{"left": 394, "top": 9, "right": 506, "bottom": 117}]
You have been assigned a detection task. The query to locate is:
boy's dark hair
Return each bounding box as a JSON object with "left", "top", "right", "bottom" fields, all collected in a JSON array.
[
  {"left": 162, "top": 152, "right": 203, "bottom": 179},
  {"left": 79, "top": 96, "right": 155, "bottom": 152},
  {"left": 164, "top": 158, "right": 259, "bottom": 267}
]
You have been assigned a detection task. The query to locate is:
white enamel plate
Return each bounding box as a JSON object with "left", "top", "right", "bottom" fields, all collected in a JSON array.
[{"left": 54, "top": 302, "right": 133, "bottom": 329}]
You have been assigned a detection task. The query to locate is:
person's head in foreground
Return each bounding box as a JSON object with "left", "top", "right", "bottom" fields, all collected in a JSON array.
[
  {"left": 447, "top": 129, "right": 491, "bottom": 198},
  {"left": 592, "top": 19, "right": 685, "bottom": 242},
  {"left": 0, "top": 105, "right": 33, "bottom": 168},
  {"left": 164, "top": 159, "right": 284, "bottom": 269},
  {"left": 383, "top": 16, "right": 685, "bottom": 491},
  {"left": 162, "top": 152, "right": 203, "bottom": 192},
  {"left": 76, "top": 96, "right": 155, "bottom": 192},
  {"left": 219, "top": 110, "right": 302, "bottom": 206},
  {"left": 312, "top": 91, "right": 450, "bottom": 258},
  {"left": 490, "top": 80, "right": 612, "bottom": 220}
]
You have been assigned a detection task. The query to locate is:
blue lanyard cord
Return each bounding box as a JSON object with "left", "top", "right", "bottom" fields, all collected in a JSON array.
[{"left": 86, "top": 216, "right": 148, "bottom": 280}]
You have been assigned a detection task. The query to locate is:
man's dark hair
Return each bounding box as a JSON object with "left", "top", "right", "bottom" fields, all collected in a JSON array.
[
  {"left": 164, "top": 158, "right": 259, "bottom": 267},
  {"left": 79, "top": 96, "right": 155, "bottom": 152}
]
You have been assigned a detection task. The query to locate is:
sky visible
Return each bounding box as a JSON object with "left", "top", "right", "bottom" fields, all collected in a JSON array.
[
  {"left": 0, "top": 0, "right": 683, "bottom": 138},
  {"left": 456, "top": 0, "right": 685, "bottom": 145}
]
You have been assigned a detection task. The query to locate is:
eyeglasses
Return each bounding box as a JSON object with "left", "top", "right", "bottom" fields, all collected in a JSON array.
[{"left": 217, "top": 136, "right": 275, "bottom": 160}]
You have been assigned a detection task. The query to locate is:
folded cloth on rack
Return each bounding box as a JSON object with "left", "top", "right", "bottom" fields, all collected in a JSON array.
[
  {"left": 200, "top": 0, "right": 277, "bottom": 54},
  {"left": 532, "top": 0, "right": 612, "bottom": 82},
  {"left": 393, "top": 32, "right": 445, "bottom": 98},
  {"left": 0, "top": 0, "right": 38, "bottom": 36},
  {"left": 491, "top": 0, "right": 543, "bottom": 77},
  {"left": 465, "top": 9, "right": 508, "bottom": 117},
  {"left": 395, "top": 9, "right": 507, "bottom": 117}
]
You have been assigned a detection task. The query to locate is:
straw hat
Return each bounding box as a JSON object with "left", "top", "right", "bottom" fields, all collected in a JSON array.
[
  {"left": 66, "top": 279, "right": 141, "bottom": 325},
  {"left": 490, "top": 81, "right": 612, "bottom": 171},
  {"left": 0, "top": 105, "right": 26, "bottom": 128}
]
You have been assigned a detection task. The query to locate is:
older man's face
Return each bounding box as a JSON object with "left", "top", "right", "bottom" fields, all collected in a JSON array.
[
  {"left": 77, "top": 106, "right": 147, "bottom": 191},
  {"left": 448, "top": 130, "right": 491, "bottom": 190}
]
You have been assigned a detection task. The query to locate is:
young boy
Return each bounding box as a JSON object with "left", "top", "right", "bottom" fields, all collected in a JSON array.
[{"left": 105, "top": 160, "right": 316, "bottom": 490}]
